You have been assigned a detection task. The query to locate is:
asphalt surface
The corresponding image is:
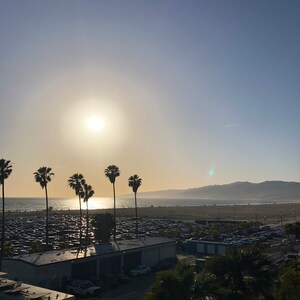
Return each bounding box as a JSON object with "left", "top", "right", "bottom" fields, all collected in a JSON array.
[{"left": 87, "top": 272, "right": 156, "bottom": 300}]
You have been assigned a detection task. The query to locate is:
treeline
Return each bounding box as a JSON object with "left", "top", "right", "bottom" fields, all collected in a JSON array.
[{"left": 144, "top": 247, "right": 300, "bottom": 300}]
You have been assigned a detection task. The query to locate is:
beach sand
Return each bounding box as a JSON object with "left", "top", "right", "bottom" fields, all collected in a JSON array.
[{"left": 6, "top": 203, "right": 300, "bottom": 224}]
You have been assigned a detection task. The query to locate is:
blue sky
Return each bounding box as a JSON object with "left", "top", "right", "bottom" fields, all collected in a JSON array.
[{"left": 0, "top": 0, "right": 299, "bottom": 197}]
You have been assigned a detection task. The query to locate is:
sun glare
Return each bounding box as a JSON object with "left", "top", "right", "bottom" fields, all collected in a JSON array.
[{"left": 87, "top": 116, "right": 104, "bottom": 132}]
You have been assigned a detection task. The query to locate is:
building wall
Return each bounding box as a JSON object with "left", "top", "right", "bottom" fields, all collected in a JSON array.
[
  {"left": 36, "top": 261, "right": 72, "bottom": 289},
  {"left": 123, "top": 251, "right": 142, "bottom": 272},
  {"left": 207, "top": 244, "right": 216, "bottom": 254},
  {"left": 3, "top": 259, "right": 72, "bottom": 290},
  {"left": 160, "top": 244, "right": 176, "bottom": 260},
  {"left": 3, "top": 260, "right": 37, "bottom": 283},
  {"left": 187, "top": 240, "right": 231, "bottom": 256},
  {"left": 142, "top": 248, "right": 159, "bottom": 266},
  {"left": 99, "top": 254, "right": 122, "bottom": 275},
  {"left": 196, "top": 243, "right": 205, "bottom": 253},
  {"left": 218, "top": 245, "right": 227, "bottom": 255},
  {"left": 72, "top": 259, "right": 97, "bottom": 279}
]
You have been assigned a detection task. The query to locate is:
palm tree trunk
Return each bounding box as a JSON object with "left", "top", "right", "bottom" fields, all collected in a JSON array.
[
  {"left": 113, "top": 183, "right": 116, "bottom": 240},
  {"left": 135, "top": 192, "right": 138, "bottom": 238},
  {"left": 0, "top": 182, "right": 5, "bottom": 270},
  {"left": 85, "top": 202, "right": 89, "bottom": 250},
  {"left": 79, "top": 195, "right": 82, "bottom": 247},
  {"left": 45, "top": 185, "right": 49, "bottom": 250}
]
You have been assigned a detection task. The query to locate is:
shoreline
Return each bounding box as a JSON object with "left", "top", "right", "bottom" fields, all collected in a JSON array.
[{"left": 5, "top": 203, "right": 300, "bottom": 224}]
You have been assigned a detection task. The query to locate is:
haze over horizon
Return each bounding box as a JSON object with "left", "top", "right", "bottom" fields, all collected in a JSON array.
[{"left": 1, "top": 1, "right": 299, "bottom": 197}]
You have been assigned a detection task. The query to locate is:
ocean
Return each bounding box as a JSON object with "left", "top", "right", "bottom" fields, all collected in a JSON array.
[{"left": 2, "top": 197, "right": 300, "bottom": 212}]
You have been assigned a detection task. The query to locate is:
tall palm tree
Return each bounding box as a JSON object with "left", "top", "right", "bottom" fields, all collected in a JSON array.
[
  {"left": 82, "top": 182, "right": 94, "bottom": 250},
  {"left": 0, "top": 159, "right": 12, "bottom": 270},
  {"left": 104, "top": 165, "right": 120, "bottom": 240},
  {"left": 128, "top": 175, "right": 142, "bottom": 238},
  {"left": 68, "top": 173, "right": 85, "bottom": 247},
  {"left": 34, "top": 166, "right": 54, "bottom": 250}
]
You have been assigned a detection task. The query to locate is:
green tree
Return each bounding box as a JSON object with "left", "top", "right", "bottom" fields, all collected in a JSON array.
[
  {"left": 0, "top": 159, "right": 12, "bottom": 270},
  {"left": 59, "top": 234, "right": 69, "bottom": 249},
  {"left": 191, "top": 271, "right": 220, "bottom": 300},
  {"left": 128, "top": 174, "right": 142, "bottom": 238},
  {"left": 91, "top": 213, "right": 114, "bottom": 243},
  {"left": 82, "top": 181, "right": 94, "bottom": 249},
  {"left": 205, "top": 250, "right": 244, "bottom": 297},
  {"left": 285, "top": 222, "right": 300, "bottom": 239},
  {"left": 209, "top": 225, "right": 219, "bottom": 241},
  {"left": 276, "top": 259, "right": 300, "bottom": 300},
  {"left": 30, "top": 240, "right": 44, "bottom": 253},
  {"left": 34, "top": 166, "right": 54, "bottom": 250},
  {"left": 3, "top": 241, "right": 14, "bottom": 257},
  {"left": 144, "top": 263, "right": 194, "bottom": 300},
  {"left": 204, "top": 247, "right": 272, "bottom": 299},
  {"left": 68, "top": 173, "right": 85, "bottom": 246},
  {"left": 104, "top": 165, "right": 120, "bottom": 240}
]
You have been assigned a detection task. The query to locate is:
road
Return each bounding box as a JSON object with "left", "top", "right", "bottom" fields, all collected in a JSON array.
[{"left": 92, "top": 272, "right": 156, "bottom": 300}]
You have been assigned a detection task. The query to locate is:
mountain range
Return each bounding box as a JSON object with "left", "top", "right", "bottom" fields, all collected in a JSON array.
[{"left": 134, "top": 181, "right": 300, "bottom": 200}]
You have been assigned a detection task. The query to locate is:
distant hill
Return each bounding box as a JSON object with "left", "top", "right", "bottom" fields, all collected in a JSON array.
[{"left": 133, "top": 181, "right": 300, "bottom": 200}]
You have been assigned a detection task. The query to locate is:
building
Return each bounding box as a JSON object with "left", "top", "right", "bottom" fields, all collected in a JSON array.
[
  {"left": 186, "top": 240, "right": 232, "bottom": 256},
  {"left": 3, "top": 237, "right": 176, "bottom": 289}
]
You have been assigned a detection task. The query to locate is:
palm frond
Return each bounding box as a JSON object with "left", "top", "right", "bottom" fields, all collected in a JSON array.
[
  {"left": 0, "top": 159, "right": 13, "bottom": 184},
  {"left": 128, "top": 174, "right": 142, "bottom": 193},
  {"left": 68, "top": 173, "right": 85, "bottom": 196},
  {"left": 104, "top": 165, "right": 120, "bottom": 184},
  {"left": 33, "top": 166, "right": 54, "bottom": 189},
  {"left": 82, "top": 183, "right": 94, "bottom": 203}
]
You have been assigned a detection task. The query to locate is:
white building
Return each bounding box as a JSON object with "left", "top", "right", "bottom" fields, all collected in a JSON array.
[{"left": 3, "top": 237, "right": 176, "bottom": 289}]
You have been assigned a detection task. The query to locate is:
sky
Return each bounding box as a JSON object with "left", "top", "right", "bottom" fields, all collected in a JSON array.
[{"left": 0, "top": 0, "right": 299, "bottom": 197}]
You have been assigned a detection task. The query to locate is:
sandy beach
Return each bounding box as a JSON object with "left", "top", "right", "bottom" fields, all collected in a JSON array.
[{"left": 6, "top": 203, "right": 300, "bottom": 224}]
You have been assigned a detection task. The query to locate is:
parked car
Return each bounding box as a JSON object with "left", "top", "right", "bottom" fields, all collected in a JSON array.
[
  {"left": 67, "top": 280, "right": 101, "bottom": 296},
  {"left": 284, "top": 252, "right": 298, "bottom": 262},
  {"left": 117, "top": 273, "right": 130, "bottom": 284},
  {"left": 129, "top": 265, "right": 151, "bottom": 276},
  {"left": 89, "top": 277, "right": 107, "bottom": 292}
]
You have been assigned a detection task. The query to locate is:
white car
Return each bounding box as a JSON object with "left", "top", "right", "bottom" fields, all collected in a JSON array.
[
  {"left": 67, "top": 280, "right": 101, "bottom": 296},
  {"left": 129, "top": 265, "right": 151, "bottom": 276}
]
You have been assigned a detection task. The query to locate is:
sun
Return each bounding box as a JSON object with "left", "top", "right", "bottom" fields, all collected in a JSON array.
[{"left": 87, "top": 116, "right": 104, "bottom": 132}]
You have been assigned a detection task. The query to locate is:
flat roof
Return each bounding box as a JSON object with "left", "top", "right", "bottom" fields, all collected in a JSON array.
[
  {"left": 187, "top": 240, "right": 232, "bottom": 246},
  {"left": 0, "top": 272, "right": 8, "bottom": 277},
  {"left": 0, "top": 278, "right": 74, "bottom": 300},
  {"left": 9, "top": 237, "right": 175, "bottom": 266}
]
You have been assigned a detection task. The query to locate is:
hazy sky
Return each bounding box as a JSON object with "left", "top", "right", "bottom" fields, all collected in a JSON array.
[{"left": 1, "top": 0, "right": 299, "bottom": 197}]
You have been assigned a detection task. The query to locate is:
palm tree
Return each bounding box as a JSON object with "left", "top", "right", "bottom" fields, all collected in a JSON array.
[
  {"left": 0, "top": 159, "right": 12, "bottom": 270},
  {"left": 128, "top": 175, "right": 142, "bottom": 238},
  {"left": 82, "top": 182, "right": 94, "bottom": 250},
  {"left": 68, "top": 173, "right": 85, "bottom": 247},
  {"left": 91, "top": 213, "right": 115, "bottom": 243},
  {"left": 34, "top": 166, "right": 54, "bottom": 250},
  {"left": 104, "top": 165, "right": 120, "bottom": 240}
]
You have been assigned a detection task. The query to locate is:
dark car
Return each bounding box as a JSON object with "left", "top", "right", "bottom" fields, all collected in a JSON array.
[
  {"left": 117, "top": 273, "right": 130, "bottom": 284},
  {"left": 89, "top": 277, "right": 107, "bottom": 292},
  {"left": 102, "top": 274, "right": 120, "bottom": 289}
]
